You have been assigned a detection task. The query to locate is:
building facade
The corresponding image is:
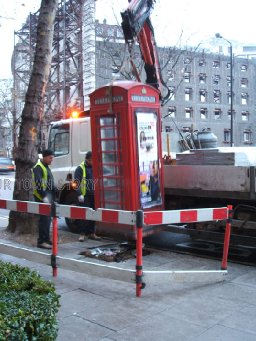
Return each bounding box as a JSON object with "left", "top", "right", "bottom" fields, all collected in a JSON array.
[
  {"left": 11, "top": 0, "right": 256, "bottom": 152},
  {"left": 161, "top": 51, "right": 256, "bottom": 151}
]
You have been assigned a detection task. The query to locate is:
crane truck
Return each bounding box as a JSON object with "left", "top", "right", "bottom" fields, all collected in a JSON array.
[{"left": 47, "top": 0, "right": 256, "bottom": 241}]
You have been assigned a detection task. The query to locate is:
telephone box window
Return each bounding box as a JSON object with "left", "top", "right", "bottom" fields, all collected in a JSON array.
[{"left": 97, "top": 115, "right": 124, "bottom": 209}]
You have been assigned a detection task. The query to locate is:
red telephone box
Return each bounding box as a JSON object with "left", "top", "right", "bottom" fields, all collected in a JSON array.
[{"left": 89, "top": 81, "right": 164, "bottom": 239}]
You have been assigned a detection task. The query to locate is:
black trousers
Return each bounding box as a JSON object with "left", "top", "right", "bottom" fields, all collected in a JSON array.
[
  {"left": 34, "top": 197, "right": 51, "bottom": 244},
  {"left": 77, "top": 195, "right": 95, "bottom": 235}
]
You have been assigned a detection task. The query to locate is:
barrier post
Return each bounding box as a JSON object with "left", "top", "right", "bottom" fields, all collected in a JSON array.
[
  {"left": 136, "top": 210, "right": 145, "bottom": 297},
  {"left": 221, "top": 205, "right": 233, "bottom": 270},
  {"left": 51, "top": 202, "right": 58, "bottom": 277}
]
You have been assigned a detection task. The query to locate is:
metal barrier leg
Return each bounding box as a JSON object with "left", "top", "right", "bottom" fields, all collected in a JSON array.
[
  {"left": 136, "top": 210, "right": 145, "bottom": 297},
  {"left": 51, "top": 202, "right": 58, "bottom": 277},
  {"left": 221, "top": 205, "right": 232, "bottom": 270},
  {"left": 51, "top": 216, "right": 58, "bottom": 277}
]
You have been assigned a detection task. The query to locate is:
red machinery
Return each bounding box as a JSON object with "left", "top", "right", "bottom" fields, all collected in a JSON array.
[{"left": 121, "top": 0, "right": 171, "bottom": 105}]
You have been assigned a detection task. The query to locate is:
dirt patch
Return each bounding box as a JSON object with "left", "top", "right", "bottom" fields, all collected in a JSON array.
[
  {"left": 79, "top": 243, "right": 151, "bottom": 262},
  {"left": 0, "top": 227, "right": 78, "bottom": 248}
]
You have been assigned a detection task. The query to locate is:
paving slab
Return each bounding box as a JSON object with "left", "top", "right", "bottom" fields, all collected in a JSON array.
[
  {"left": 191, "top": 324, "right": 256, "bottom": 341},
  {"left": 1, "top": 237, "right": 256, "bottom": 340}
]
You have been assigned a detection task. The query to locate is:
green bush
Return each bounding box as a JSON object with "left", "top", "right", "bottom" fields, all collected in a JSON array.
[{"left": 0, "top": 261, "right": 60, "bottom": 340}]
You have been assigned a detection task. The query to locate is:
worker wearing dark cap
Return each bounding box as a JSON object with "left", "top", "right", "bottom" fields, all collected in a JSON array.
[
  {"left": 74, "top": 151, "right": 100, "bottom": 241},
  {"left": 32, "top": 149, "right": 55, "bottom": 249}
]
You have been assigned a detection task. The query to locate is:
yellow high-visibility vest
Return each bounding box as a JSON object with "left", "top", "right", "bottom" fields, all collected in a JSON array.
[
  {"left": 79, "top": 162, "right": 87, "bottom": 196},
  {"left": 32, "top": 161, "right": 48, "bottom": 200}
]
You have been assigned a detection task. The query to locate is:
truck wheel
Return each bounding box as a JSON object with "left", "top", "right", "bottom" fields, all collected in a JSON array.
[{"left": 63, "top": 192, "right": 80, "bottom": 234}]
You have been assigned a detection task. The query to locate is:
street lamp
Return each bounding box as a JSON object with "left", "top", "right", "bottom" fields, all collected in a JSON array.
[{"left": 215, "top": 33, "right": 234, "bottom": 147}]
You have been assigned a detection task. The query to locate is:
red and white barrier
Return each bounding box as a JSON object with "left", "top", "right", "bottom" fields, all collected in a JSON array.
[
  {"left": 0, "top": 198, "right": 228, "bottom": 226},
  {"left": 0, "top": 199, "right": 51, "bottom": 216},
  {"left": 144, "top": 207, "right": 228, "bottom": 225},
  {"left": 0, "top": 198, "right": 232, "bottom": 297},
  {"left": 56, "top": 204, "right": 136, "bottom": 225}
]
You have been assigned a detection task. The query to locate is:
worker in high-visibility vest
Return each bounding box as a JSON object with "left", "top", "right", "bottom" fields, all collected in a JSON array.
[
  {"left": 74, "top": 151, "right": 100, "bottom": 242},
  {"left": 32, "top": 149, "right": 55, "bottom": 249}
]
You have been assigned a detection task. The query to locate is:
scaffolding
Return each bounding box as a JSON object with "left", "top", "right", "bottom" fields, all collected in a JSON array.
[{"left": 12, "top": 0, "right": 86, "bottom": 148}]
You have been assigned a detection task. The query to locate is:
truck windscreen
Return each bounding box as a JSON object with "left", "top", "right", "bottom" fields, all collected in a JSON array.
[{"left": 48, "top": 123, "right": 70, "bottom": 157}]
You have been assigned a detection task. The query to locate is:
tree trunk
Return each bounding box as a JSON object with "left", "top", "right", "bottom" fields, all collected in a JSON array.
[{"left": 7, "top": 0, "right": 58, "bottom": 234}]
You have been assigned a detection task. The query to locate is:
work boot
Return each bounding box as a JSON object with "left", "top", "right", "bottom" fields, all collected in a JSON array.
[
  {"left": 37, "top": 242, "right": 52, "bottom": 249},
  {"left": 78, "top": 234, "right": 86, "bottom": 242},
  {"left": 88, "top": 233, "right": 101, "bottom": 240}
]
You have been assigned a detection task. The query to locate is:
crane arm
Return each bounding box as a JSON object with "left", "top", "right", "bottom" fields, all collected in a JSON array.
[{"left": 121, "top": 0, "right": 170, "bottom": 105}]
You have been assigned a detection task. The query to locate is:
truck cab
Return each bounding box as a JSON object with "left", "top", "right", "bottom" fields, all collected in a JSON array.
[
  {"left": 47, "top": 115, "right": 92, "bottom": 231},
  {"left": 48, "top": 116, "right": 91, "bottom": 186}
]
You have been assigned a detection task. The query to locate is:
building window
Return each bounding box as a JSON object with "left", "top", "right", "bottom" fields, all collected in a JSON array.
[
  {"left": 227, "top": 62, "right": 231, "bottom": 70},
  {"left": 243, "top": 130, "right": 252, "bottom": 144},
  {"left": 182, "top": 127, "right": 191, "bottom": 133},
  {"left": 227, "top": 91, "right": 232, "bottom": 104},
  {"left": 116, "top": 28, "right": 123, "bottom": 38},
  {"left": 96, "top": 26, "right": 104, "bottom": 35},
  {"left": 199, "top": 89, "right": 207, "bottom": 102},
  {"left": 241, "top": 111, "right": 249, "bottom": 121},
  {"left": 199, "top": 59, "right": 206, "bottom": 67},
  {"left": 241, "top": 78, "right": 248, "bottom": 88},
  {"left": 213, "top": 75, "right": 220, "bottom": 85},
  {"left": 199, "top": 73, "right": 207, "bottom": 83},
  {"left": 213, "top": 60, "right": 220, "bottom": 68},
  {"left": 200, "top": 108, "right": 208, "bottom": 119},
  {"left": 185, "top": 88, "right": 192, "bottom": 101},
  {"left": 184, "top": 57, "right": 191, "bottom": 65},
  {"left": 224, "top": 129, "right": 231, "bottom": 143},
  {"left": 214, "top": 108, "right": 222, "bottom": 120},
  {"left": 227, "top": 76, "right": 231, "bottom": 87},
  {"left": 185, "top": 107, "right": 193, "bottom": 119},
  {"left": 169, "top": 87, "right": 175, "bottom": 100},
  {"left": 167, "top": 106, "right": 176, "bottom": 118},
  {"left": 214, "top": 90, "right": 221, "bottom": 103},
  {"left": 241, "top": 93, "right": 248, "bottom": 105},
  {"left": 184, "top": 72, "right": 191, "bottom": 83},
  {"left": 107, "top": 27, "right": 115, "bottom": 37},
  {"left": 168, "top": 70, "right": 175, "bottom": 81},
  {"left": 241, "top": 64, "right": 248, "bottom": 72},
  {"left": 228, "top": 109, "right": 235, "bottom": 120},
  {"left": 165, "top": 126, "right": 172, "bottom": 132},
  {"left": 111, "top": 65, "right": 121, "bottom": 78}
]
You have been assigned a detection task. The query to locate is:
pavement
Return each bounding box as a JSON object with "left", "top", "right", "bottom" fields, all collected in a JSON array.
[{"left": 1, "top": 220, "right": 256, "bottom": 341}]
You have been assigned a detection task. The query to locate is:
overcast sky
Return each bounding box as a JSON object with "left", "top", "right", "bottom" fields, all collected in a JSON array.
[{"left": 0, "top": 0, "right": 255, "bottom": 79}]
